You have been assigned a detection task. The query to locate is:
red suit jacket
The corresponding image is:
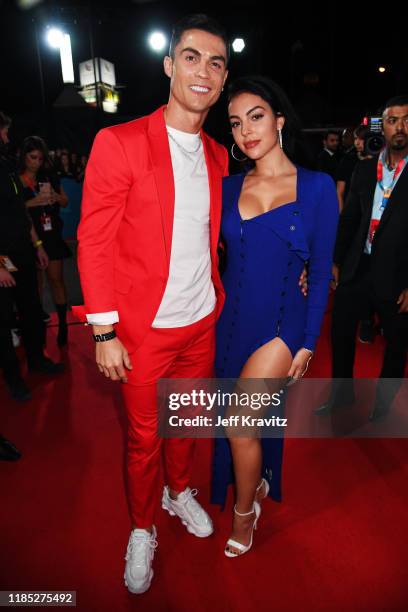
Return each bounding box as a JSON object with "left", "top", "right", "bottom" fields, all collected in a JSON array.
[{"left": 75, "top": 105, "right": 229, "bottom": 353}]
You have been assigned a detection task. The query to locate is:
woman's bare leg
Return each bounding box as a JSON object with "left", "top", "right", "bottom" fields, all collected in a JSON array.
[
  {"left": 226, "top": 338, "right": 292, "bottom": 555},
  {"left": 46, "top": 260, "right": 68, "bottom": 345},
  {"left": 45, "top": 260, "right": 66, "bottom": 305}
]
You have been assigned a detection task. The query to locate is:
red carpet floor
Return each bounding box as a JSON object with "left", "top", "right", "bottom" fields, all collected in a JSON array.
[{"left": 1, "top": 308, "right": 408, "bottom": 611}]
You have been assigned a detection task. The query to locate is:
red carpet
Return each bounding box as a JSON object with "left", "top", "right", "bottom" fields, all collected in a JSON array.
[{"left": 1, "top": 306, "right": 408, "bottom": 611}]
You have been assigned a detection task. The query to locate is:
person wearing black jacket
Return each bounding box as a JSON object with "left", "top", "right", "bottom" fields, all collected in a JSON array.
[
  {"left": 317, "top": 96, "right": 408, "bottom": 421},
  {"left": 0, "top": 111, "right": 64, "bottom": 403},
  {"left": 316, "top": 130, "right": 341, "bottom": 180}
]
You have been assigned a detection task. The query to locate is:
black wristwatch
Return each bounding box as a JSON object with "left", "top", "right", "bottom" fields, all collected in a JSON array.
[{"left": 93, "top": 330, "right": 117, "bottom": 342}]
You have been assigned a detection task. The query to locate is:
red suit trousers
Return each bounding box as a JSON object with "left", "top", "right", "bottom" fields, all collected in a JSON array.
[{"left": 121, "top": 310, "right": 216, "bottom": 528}]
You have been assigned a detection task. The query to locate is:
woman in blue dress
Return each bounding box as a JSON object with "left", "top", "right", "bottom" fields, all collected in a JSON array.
[{"left": 211, "top": 76, "right": 339, "bottom": 557}]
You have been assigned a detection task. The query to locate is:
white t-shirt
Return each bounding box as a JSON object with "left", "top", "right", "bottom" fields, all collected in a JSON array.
[{"left": 87, "top": 125, "right": 215, "bottom": 328}]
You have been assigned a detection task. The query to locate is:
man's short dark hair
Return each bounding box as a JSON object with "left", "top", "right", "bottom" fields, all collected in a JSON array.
[
  {"left": 324, "top": 130, "right": 339, "bottom": 140},
  {"left": 0, "top": 111, "right": 11, "bottom": 130},
  {"left": 383, "top": 95, "right": 408, "bottom": 112},
  {"left": 169, "top": 13, "right": 229, "bottom": 64}
]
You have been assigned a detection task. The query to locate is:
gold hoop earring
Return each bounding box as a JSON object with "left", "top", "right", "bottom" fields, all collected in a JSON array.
[{"left": 231, "top": 143, "right": 247, "bottom": 162}]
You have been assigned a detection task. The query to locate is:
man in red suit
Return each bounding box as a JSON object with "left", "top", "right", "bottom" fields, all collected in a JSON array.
[{"left": 76, "top": 14, "right": 229, "bottom": 593}]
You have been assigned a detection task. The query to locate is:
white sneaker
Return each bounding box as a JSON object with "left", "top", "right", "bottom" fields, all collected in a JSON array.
[
  {"left": 161, "top": 486, "right": 213, "bottom": 538},
  {"left": 124, "top": 526, "right": 158, "bottom": 594}
]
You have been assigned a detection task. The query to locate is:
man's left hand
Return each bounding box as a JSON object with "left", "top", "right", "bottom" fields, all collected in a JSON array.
[
  {"left": 36, "top": 246, "right": 49, "bottom": 269},
  {"left": 397, "top": 288, "right": 408, "bottom": 313}
]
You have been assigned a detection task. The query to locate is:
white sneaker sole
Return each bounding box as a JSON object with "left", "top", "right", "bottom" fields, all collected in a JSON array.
[
  {"left": 124, "top": 569, "right": 153, "bottom": 594},
  {"left": 161, "top": 503, "right": 213, "bottom": 538}
]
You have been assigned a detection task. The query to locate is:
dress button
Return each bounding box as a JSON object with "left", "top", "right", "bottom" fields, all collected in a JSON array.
[
  {"left": 284, "top": 276, "right": 288, "bottom": 281},
  {"left": 293, "top": 211, "right": 299, "bottom": 216},
  {"left": 280, "top": 306, "right": 284, "bottom": 311},
  {"left": 223, "top": 356, "right": 227, "bottom": 362},
  {"left": 281, "top": 291, "right": 286, "bottom": 296},
  {"left": 288, "top": 261, "right": 292, "bottom": 266},
  {"left": 241, "top": 268, "right": 245, "bottom": 273},
  {"left": 290, "top": 225, "right": 296, "bottom": 231},
  {"left": 231, "top": 321, "right": 235, "bottom": 327},
  {"left": 240, "top": 253, "right": 244, "bottom": 259},
  {"left": 287, "top": 242, "right": 292, "bottom": 247}
]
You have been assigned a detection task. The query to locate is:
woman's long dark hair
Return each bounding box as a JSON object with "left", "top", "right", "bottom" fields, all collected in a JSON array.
[
  {"left": 228, "top": 75, "right": 312, "bottom": 168},
  {"left": 18, "top": 135, "right": 50, "bottom": 174}
]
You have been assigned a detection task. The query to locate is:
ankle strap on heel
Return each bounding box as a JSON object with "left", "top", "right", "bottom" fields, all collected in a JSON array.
[
  {"left": 233, "top": 504, "right": 255, "bottom": 517},
  {"left": 256, "top": 478, "right": 265, "bottom": 492}
]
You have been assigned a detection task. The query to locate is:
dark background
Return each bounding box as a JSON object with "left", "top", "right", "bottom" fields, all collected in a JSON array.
[{"left": 1, "top": 0, "right": 408, "bottom": 151}]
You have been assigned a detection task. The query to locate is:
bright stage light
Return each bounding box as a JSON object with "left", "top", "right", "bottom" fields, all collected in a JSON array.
[
  {"left": 232, "top": 38, "right": 245, "bottom": 53},
  {"left": 46, "top": 27, "right": 64, "bottom": 49},
  {"left": 60, "top": 34, "right": 74, "bottom": 83},
  {"left": 46, "top": 27, "right": 74, "bottom": 84},
  {"left": 148, "top": 32, "right": 167, "bottom": 52}
]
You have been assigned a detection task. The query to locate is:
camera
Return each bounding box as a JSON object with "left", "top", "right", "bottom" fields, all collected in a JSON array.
[{"left": 364, "top": 117, "right": 385, "bottom": 156}]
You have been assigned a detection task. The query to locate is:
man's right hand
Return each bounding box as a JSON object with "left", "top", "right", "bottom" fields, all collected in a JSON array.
[
  {"left": 0, "top": 268, "right": 16, "bottom": 288},
  {"left": 94, "top": 329, "right": 133, "bottom": 382}
]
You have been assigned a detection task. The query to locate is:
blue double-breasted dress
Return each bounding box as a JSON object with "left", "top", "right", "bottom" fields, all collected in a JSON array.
[{"left": 211, "top": 166, "right": 339, "bottom": 507}]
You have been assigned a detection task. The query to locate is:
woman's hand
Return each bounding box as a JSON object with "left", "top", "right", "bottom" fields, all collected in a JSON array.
[
  {"left": 26, "top": 192, "right": 51, "bottom": 207},
  {"left": 287, "top": 348, "right": 313, "bottom": 380},
  {"left": 0, "top": 268, "right": 16, "bottom": 288},
  {"left": 51, "top": 186, "right": 69, "bottom": 207},
  {"left": 50, "top": 189, "right": 61, "bottom": 204},
  {"left": 36, "top": 246, "right": 49, "bottom": 269}
]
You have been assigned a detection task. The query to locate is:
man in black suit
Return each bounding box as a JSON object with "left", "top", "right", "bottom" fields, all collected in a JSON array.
[
  {"left": 317, "top": 95, "right": 408, "bottom": 420},
  {"left": 316, "top": 130, "right": 341, "bottom": 180}
]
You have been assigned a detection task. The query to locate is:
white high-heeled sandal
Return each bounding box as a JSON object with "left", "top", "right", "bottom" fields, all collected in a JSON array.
[
  {"left": 256, "top": 477, "right": 270, "bottom": 500},
  {"left": 224, "top": 501, "right": 261, "bottom": 557}
]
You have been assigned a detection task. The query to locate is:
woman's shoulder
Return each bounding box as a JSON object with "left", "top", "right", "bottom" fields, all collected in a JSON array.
[
  {"left": 222, "top": 172, "right": 246, "bottom": 207},
  {"left": 222, "top": 171, "right": 246, "bottom": 185},
  {"left": 297, "top": 165, "right": 335, "bottom": 188}
]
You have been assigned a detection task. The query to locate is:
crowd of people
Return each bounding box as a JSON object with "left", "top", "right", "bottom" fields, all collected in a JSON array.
[
  {"left": 49, "top": 149, "right": 88, "bottom": 182},
  {"left": 0, "top": 113, "right": 86, "bottom": 460},
  {"left": 0, "top": 11, "right": 407, "bottom": 597}
]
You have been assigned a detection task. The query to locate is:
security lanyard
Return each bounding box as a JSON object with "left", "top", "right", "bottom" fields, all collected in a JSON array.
[{"left": 376, "top": 150, "right": 408, "bottom": 210}]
